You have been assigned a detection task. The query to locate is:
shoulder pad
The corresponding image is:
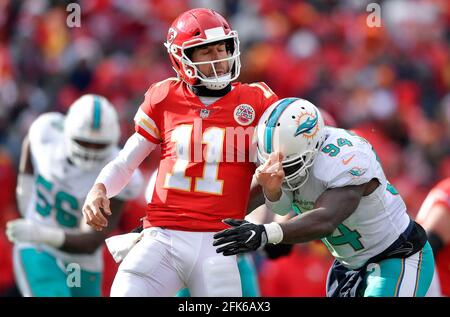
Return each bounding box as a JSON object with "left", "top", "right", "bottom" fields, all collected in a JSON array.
[
  {"left": 313, "top": 127, "right": 380, "bottom": 187},
  {"left": 314, "top": 149, "right": 372, "bottom": 185},
  {"left": 28, "top": 112, "right": 65, "bottom": 153},
  {"left": 146, "top": 77, "right": 180, "bottom": 105},
  {"left": 29, "top": 112, "right": 64, "bottom": 136},
  {"left": 247, "top": 82, "right": 276, "bottom": 99}
]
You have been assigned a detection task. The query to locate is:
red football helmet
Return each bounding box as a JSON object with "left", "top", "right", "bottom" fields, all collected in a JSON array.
[{"left": 164, "top": 8, "right": 241, "bottom": 90}]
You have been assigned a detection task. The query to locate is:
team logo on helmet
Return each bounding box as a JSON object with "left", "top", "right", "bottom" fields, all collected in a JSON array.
[
  {"left": 167, "top": 28, "right": 177, "bottom": 45},
  {"left": 294, "top": 109, "right": 319, "bottom": 139},
  {"left": 234, "top": 104, "right": 255, "bottom": 126}
]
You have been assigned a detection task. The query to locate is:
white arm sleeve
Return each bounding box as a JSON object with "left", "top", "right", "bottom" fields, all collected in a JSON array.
[
  {"left": 95, "top": 133, "right": 156, "bottom": 198},
  {"left": 264, "top": 189, "right": 294, "bottom": 216}
]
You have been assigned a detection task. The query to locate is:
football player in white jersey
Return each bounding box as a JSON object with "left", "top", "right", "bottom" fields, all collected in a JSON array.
[
  {"left": 213, "top": 98, "right": 435, "bottom": 297},
  {"left": 6, "top": 94, "right": 144, "bottom": 297}
]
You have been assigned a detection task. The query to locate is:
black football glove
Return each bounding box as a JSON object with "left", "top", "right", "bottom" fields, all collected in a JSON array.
[
  {"left": 213, "top": 219, "right": 268, "bottom": 256},
  {"left": 263, "top": 243, "right": 294, "bottom": 259}
]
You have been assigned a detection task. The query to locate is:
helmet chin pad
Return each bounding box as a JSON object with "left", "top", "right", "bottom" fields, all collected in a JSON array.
[{"left": 198, "top": 73, "right": 232, "bottom": 90}]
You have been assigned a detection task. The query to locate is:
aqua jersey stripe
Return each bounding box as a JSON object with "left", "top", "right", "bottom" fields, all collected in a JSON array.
[
  {"left": 264, "top": 98, "right": 298, "bottom": 153},
  {"left": 92, "top": 96, "right": 101, "bottom": 130}
]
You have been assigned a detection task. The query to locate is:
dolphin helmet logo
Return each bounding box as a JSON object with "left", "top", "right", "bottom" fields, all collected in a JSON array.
[{"left": 295, "top": 109, "right": 319, "bottom": 137}]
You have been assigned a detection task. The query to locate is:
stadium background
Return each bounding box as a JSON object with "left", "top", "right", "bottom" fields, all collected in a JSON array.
[{"left": 0, "top": 0, "right": 449, "bottom": 296}]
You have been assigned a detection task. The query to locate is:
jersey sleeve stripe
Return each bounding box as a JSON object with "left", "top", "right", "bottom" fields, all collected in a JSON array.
[
  {"left": 135, "top": 125, "right": 160, "bottom": 144},
  {"left": 134, "top": 108, "right": 160, "bottom": 139},
  {"left": 135, "top": 108, "right": 158, "bottom": 127},
  {"left": 434, "top": 189, "right": 450, "bottom": 207},
  {"left": 137, "top": 118, "right": 160, "bottom": 139}
]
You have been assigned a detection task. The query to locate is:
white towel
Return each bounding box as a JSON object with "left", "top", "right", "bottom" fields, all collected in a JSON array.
[{"left": 105, "top": 232, "right": 143, "bottom": 263}]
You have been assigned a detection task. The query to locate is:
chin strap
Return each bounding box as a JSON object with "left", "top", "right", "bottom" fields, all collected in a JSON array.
[{"left": 190, "top": 83, "right": 231, "bottom": 97}]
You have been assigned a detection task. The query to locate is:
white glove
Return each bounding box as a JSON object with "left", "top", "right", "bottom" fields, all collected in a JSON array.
[
  {"left": 6, "top": 219, "right": 65, "bottom": 248},
  {"left": 105, "top": 232, "right": 143, "bottom": 263}
]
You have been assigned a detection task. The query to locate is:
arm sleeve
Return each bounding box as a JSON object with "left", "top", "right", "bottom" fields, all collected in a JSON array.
[
  {"left": 264, "top": 189, "right": 294, "bottom": 216},
  {"left": 95, "top": 133, "right": 156, "bottom": 198},
  {"left": 115, "top": 168, "right": 145, "bottom": 201}
]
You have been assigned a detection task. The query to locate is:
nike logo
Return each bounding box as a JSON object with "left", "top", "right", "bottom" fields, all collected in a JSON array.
[
  {"left": 245, "top": 230, "right": 256, "bottom": 243},
  {"left": 342, "top": 154, "right": 355, "bottom": 165}
]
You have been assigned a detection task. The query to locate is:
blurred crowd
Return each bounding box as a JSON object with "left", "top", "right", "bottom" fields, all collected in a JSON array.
[{"left": 0, "top": 0, "right": 449, "bottom": 296}]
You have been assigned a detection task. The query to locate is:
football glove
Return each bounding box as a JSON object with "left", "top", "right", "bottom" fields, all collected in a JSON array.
[
  {"left": 6, "top": 218, "right": 65, "bottom": 248},
  {"left": 213, "top": 219, "right": 268, "bottom": 256}
]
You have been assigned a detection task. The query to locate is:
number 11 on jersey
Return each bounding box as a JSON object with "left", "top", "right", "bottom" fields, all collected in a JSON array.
[{"left": 164, "top": 124, "right": 225, "bottom": 195}]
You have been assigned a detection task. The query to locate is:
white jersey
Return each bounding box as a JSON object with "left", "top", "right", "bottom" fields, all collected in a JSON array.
[
  {"left": 276, "top": 127, "right": 410, "bottom": 269},
  {"left": 23, "top": 112, "right": 144, "bottom": 272}
]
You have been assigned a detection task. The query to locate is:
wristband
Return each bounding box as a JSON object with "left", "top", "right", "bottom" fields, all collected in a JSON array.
[{"left": 263, "top": 222, "right": 284, "bottom": 244}]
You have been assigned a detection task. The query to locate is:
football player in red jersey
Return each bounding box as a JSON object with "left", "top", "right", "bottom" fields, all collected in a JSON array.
[
  {"left": 416, "top": 178, "right": 450, "bottom": 296},
  {"left": 82, "top": 8, "right": 278, "bottom": 296}
]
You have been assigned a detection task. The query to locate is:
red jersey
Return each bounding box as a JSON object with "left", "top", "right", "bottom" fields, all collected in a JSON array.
[
  {"left": 134, "top": 78, "right": 278, "bottom": 231},
  {"left": 417, "top": 178, "right": 450, "bottom": 296}
]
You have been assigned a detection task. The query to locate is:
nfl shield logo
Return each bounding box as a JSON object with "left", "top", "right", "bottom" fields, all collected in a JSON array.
[{"left": 199, "top": 108, "right": 210, "bottom": 119}]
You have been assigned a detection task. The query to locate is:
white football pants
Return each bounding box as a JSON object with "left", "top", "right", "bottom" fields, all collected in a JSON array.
[{"left": 110, "top": 227, "right": 242, "bottom": 297}]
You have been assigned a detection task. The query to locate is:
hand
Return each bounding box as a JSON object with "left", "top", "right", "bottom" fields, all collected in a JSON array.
[
  {"left": 82, "top": 183, "right": 111, "bottom": 231},
  {"left": 6, "top": 218, "right": 65, "bottom": 248},
  {"left": 213, "top": 219, "right": 267, "bottom": 256},
  {"left": 6, "top": 219, "right": 40, "bottom": 243},
  {"left": 255, "top": 152, "right": 285, "bottom": 201}
]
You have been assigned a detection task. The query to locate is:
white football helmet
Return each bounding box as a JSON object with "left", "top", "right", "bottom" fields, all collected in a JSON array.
[
  {"left": 64, "top": 94, "right": 120, "bottom": 170},
  {"left": 256, "top": 98, "right": 326, "bottom": 190}
]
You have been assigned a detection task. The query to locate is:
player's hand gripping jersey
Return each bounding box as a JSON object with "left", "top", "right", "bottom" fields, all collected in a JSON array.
[{"left": 134, "top": 78, "right": 277, "bottom": 231}]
